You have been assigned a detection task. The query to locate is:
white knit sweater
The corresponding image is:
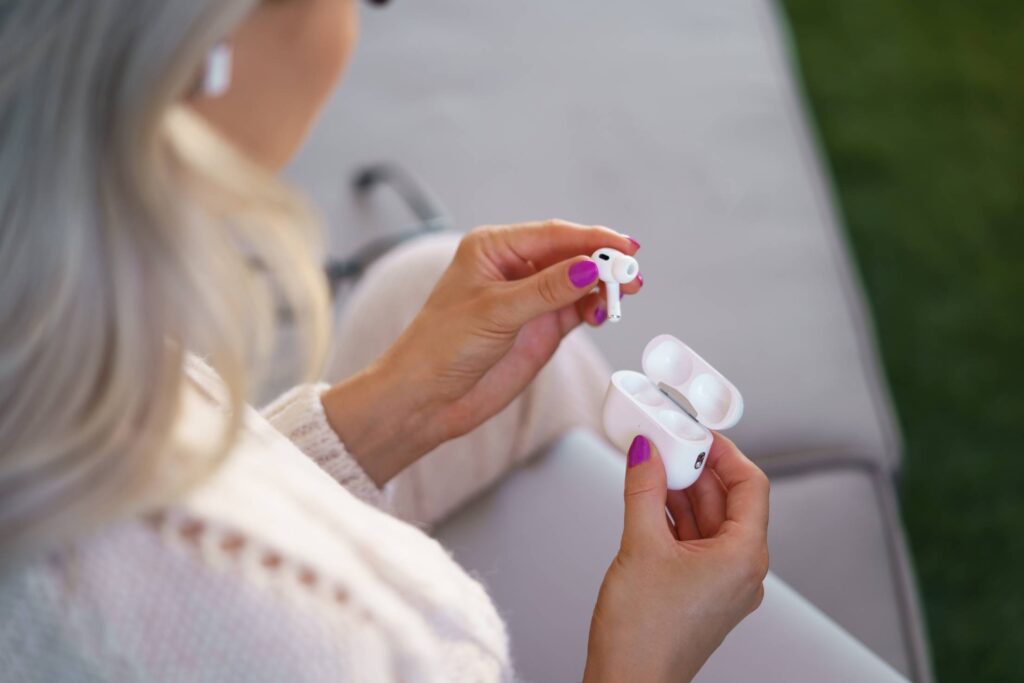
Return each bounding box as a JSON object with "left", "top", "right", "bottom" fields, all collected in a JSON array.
[{"left": 0, "top": 358, "right": 512, "bottom": 682}]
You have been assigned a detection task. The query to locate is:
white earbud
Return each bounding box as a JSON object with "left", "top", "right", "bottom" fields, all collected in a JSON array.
[
  {"left": 592, "top": 248, "right": 640, "bottom": 322},
  {"left": 201, "top": 43, "right": 233, "bottom": 98}
]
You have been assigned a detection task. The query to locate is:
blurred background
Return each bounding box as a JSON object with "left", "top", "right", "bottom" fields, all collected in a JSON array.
[
  {"left": 286, "top": 1, "right": 1023, "bottom": 680},
  {"left": 782, "top": 1, "right": 1024, "bottom": 680}
]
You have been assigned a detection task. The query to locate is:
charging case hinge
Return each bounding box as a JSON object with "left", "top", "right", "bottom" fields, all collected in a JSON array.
[{"left": 657, "top": 382, "right": 700, "bottom": 423}]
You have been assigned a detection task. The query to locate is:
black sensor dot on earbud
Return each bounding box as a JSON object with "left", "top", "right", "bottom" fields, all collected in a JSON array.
[{"left": 599, "top": 254, "right": 610, "bottom": 260}]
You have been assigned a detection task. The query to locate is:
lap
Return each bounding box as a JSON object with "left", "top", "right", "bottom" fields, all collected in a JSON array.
[{"left": 435, "top": 429, "right": 908, "bottom": 682}]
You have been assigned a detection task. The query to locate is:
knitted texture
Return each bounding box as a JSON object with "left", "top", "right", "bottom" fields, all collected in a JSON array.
[
  {"left": 261, "top": 383, "right": 390, "bottom": 510},
  {"left": 0, "top": 359, "right": 511, "bottom": 682}
]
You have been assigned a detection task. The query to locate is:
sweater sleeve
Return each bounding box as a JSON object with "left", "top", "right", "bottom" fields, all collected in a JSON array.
[{"left": 261, "top": 384, "right": 390, "bottom": 510}]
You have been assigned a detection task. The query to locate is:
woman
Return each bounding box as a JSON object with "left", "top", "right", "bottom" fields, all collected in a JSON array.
[{"left": 0, "top": 1, "right": 769, "bottom": 680}]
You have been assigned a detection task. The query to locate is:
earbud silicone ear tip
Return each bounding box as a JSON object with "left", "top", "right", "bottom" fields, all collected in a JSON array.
[{"left": 612, "top": 257, "right": 639, "bottom": 284}]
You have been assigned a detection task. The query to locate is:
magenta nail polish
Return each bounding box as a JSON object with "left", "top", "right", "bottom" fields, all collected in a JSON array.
[
  {"left": 594, "top": 306, "right": 607, "bottom": 325},
  {"left": 569, "top": 260, "right": 599, "bottom": 288},
  {"left": 626, "top": 236, "right": 641, "bottom": 250},
  {"left": 636, "top": 273, "right": 644, "bottom": 288},
  {"left": 627, "top": 435, "right": 651, "bottom": 468}
]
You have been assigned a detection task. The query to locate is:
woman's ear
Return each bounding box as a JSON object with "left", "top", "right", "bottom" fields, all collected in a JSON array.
[{"left": 189, "top": 0, "right": 359, "bottom": 170}]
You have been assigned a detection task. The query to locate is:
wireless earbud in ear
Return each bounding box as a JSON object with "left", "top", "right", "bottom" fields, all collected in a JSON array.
[
  {"left": 201, "top": 43, "right": 233, "bottom": 98},
  {"left": 591, "top": 247, "right": 640, "bottom": 322}
]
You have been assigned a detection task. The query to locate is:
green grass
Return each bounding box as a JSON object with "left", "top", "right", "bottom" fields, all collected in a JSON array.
[{"left": 779, "top": 1, "right": 1024, "bottom": 680}]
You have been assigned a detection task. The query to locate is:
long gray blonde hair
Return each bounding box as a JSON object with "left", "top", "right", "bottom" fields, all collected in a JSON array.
[{"left": 0, "top": 1, "right": 330, "bottom": 564}]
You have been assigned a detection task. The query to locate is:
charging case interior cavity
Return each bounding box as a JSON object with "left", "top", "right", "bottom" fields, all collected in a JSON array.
[{"left": 602, "top": 334, "right": 744, "bottom": 489}]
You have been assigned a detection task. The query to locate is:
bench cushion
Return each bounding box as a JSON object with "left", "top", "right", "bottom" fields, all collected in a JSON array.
[
  {"left": 765, "top": 459, "right": 931, "bottom": 679},
  {"left": 289, "top": 0, "right": 901, "bottom": 470}
]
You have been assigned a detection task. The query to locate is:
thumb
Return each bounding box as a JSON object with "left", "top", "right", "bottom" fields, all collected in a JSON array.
[
  {"left": 622, "top": 435, "right": 672, "bottom": 548},
  {"left": 503, "top": 256, "right": 599, "bottom": 325}
]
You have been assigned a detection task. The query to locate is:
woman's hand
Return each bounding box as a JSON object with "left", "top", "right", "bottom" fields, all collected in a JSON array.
[
  {"left": 584, "top": 434, "right": 770, "bottom": 683},
  {"left": 322, "top": 220, "right": 642, "bottom": 485}
]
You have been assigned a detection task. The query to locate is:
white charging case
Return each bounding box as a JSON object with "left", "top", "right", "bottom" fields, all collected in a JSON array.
[{"left": 602, "top": 334, "right": 744, "bottom": 489}]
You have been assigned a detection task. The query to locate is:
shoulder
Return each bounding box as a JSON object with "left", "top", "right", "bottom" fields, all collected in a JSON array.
[{"left": 0, "top": 360, "right": 510, "bottom": 681}]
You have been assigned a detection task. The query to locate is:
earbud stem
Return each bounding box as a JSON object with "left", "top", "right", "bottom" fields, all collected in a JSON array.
[{"left": 606, "top": 282, "right": 622, "bottom": 322}]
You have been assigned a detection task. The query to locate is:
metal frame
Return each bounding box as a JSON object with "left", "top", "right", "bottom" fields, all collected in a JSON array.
[{"left": 324, "top": 163, "right": 455, "bottom": 295}]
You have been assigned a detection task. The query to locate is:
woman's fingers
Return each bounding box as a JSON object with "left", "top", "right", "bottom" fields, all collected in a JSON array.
[
  {"left": 621, "top": 435, "right": 674, "bottom": 550},
  {"left": 491, "top": 219, "right": 638, "bottom": 272},
  {"left": 576, "top": 290, "right": 607, "bottom": 326},
  {"left": 577, "top": 280, "right": 644, "bottom": 327},
  {"left": 666, "top": 489, "right": 701, "bottom": 541},
  {"left": 708, "top": 433, "right": 770, "bottom": 542},
  {"left": 665, "top": 511, "right": 680, "bottom": 541},
  {"left": 499, "top": 256, "right": 603, "bottom": 326},
  {"left": 482, "top": 219, "right": 644, "bottom": 328},
  {"left": 686, "top": 467, "right": 728, "bottom": 537}
]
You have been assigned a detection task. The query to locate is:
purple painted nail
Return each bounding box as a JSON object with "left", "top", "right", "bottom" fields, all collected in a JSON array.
[
  {"left": 569, "top": 260, "right": 599, "bottom": 288},
  {"left": 627, "top": 435, "right": 651, "bottom": 468},
  {"left": 636, "top": 273, "right": 644, "bottom": 288},
  {"left": 594, "top": 306, "right": 607, "bottom": 325},
  {"left": 626, "top": 235, "right": 641, "bottom": 251}
]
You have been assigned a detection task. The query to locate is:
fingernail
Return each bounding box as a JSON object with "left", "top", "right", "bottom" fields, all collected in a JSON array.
[
  {"left": 594, "top": 306, "right": 607, "bottom": 325},
  {"left": 636, "top": 273, "right": 644, "bottom": 288},
  {"left": 569, "top": 260, "right": 599, "bottom": 288},
  {"left": 625, "top": 235, "right": 641, "bottom": 250},
  {"left": 627, "top": 435, "right": 651, "bottom": 468}
]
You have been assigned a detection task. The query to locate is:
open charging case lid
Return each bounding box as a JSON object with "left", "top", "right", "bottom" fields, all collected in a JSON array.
[{"left": 641, "top": 334, "right": 743, "bottom": 431}]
